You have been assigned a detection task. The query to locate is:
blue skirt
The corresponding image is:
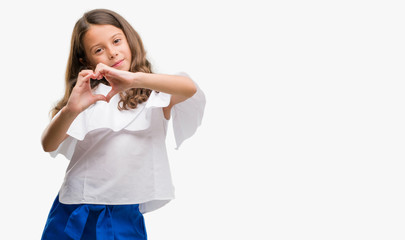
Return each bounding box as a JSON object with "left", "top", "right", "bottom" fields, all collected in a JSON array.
[{"left": 41, "top": 194, "right": 147, "bottom": 240}]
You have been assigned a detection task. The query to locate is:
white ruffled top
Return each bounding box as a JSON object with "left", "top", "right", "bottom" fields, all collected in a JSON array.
[{"left": 50, "top": 72, "right": 205, "bottom": 214}]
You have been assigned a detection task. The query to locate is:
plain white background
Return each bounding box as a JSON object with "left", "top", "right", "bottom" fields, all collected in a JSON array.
[{"left": 0, "top": 0, "right": 404, "bottom": 239}]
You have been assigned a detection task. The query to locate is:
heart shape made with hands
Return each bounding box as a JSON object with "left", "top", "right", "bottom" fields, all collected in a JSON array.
[
  {"left": 87, "top": 76, "right": 118, "bottom": 103},
  {"left": 87, "top": 64, "right": 134, "bottom": 103},
  {"left": 89, "top": 77, "right": 112, "bottom": 97}
]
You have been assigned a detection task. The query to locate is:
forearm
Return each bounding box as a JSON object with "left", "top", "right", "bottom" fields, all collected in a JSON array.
[
  {"left": 41, "top": 107, "right": 79, "bottom": 152},
  {"left": 133, "top": 72, "right": 197, "bottom": 98}
]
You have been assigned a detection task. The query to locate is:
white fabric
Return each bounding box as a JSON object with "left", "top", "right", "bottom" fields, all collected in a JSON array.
[
  {"left": 50, "top": 73, "right": 205, "bottom": 214},
  {"left": 172, "top": 73, "right": 206, "bottom": 149}
]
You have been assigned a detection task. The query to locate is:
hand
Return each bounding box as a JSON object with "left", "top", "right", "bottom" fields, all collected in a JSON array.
[
  {"left": 93, "top": 63, "right": 138, "bottom": 102},
  {"left": 66, "top": 70, "right": 107, "bottom": 114}
]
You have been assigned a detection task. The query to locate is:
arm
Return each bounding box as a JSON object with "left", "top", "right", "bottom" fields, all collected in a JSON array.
[
  {"left": 41, "top": 107, "right": 78, "bottom": 152},
  {"left": 134, "top": 72, "right": 197, "bottom": 120},
  {"left": 94, "top": 64, "right": 197, "bottom": 117},
  {"left": 133, "top": 72, "right": 196, "bottom": 101}
]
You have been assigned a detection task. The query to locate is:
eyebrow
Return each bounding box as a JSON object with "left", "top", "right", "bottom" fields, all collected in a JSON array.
[{"left": 89, "top": 32, "right": 124, "bottom": 52}]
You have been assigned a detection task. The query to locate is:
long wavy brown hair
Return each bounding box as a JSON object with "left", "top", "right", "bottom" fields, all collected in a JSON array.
[{"left": 51, "top": 9, "right": 152, "bottom": 118}]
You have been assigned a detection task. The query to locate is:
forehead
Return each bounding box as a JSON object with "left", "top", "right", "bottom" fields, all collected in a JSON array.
[{"left": 83, "top": 24, "right": 125, "bottom": 47}]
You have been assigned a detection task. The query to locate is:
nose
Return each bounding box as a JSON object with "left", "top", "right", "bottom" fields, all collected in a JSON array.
[{"left": 107, "top": 47, "right": 118, "bottom": 59}]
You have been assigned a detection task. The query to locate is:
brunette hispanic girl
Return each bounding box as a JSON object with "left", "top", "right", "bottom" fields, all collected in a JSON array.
[{"left": 40, "top": 9, "right": 205, "bottom": 240}]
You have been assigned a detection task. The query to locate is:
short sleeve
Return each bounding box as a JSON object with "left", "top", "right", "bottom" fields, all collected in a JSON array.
[{"left": 171, "top": 72, "right": 206, "bottom": 149}]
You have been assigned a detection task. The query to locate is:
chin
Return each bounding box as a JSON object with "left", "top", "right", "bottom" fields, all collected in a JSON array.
[
  {"left": 120, "top": 62, "right": 131, "bottom": 71},
  {"left": 114, "top": 64, "right": 130, "bottom": 71}
]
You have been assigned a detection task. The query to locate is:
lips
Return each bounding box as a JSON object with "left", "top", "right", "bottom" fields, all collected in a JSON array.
[{"left": 111, "top": 59, "right": 124, "bottom": 68}]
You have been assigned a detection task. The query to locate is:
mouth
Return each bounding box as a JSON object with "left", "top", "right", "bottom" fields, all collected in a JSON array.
[{"left": 111, "top": 59, "right": 124, "bottom": 68}]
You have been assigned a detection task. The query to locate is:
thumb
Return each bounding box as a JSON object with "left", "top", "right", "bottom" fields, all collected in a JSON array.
[
  {"left": 106, "top": 89, "right": 118, "bottom": 103},
  {"left": 93, "top": 94, "right": 107, "bottom": 102}
]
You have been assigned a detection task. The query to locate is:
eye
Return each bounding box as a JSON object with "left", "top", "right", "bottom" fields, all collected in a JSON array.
[
  {"left": 94, "top": 48, "right": 103, "bottom": 54},
  {"left": 113, "top": 38, "right": 121, "bottom": 44}
]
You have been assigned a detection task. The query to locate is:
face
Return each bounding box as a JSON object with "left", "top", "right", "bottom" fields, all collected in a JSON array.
[{"left": 82, "top": 24, "right": 132, "bottom": 71}]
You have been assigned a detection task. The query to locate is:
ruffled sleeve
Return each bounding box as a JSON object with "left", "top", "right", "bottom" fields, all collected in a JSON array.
[
  {"left": 171, "top": 72, "right": 206, "bottom": 149},
  {"left": 49, "top": 83, "right": 171, "bottom": 160},
  {"left": 50, "top": 135, "right": 78, "bottom": 159},
  {"left": 49, "top": 72, "right": 205, "bottom": 159}
]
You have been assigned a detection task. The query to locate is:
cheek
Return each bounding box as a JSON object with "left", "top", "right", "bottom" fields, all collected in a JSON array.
[
  {"left": 90, "top": 56, "right": 107, "bottom": 68},
  {"left": 122, "top": 43, "right": 132, "bottom": 58},
  {"left": 126, "top": 49, "right": 132, "bottom": 62}
]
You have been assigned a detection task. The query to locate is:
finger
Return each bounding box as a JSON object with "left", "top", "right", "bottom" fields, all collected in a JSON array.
[
  {"left": 92, "top": 69, "right": 103, "bottom": 80},
  {"left": 79, "top": 69, "right": 94, "bottom": 77},
  {"left": 106, "top": 89, "right": 118, "bottom": 103},
  {"left": 94, "top": 63, "right": 105, "bottom": 77},
  {"left": 95, "top": 63, "right": 114, "bottom": 80},
  {"left": 77, "top": 73, "right": 93, "bottom": 87},
  {"left": 98, "top": 72, "right": 105, "bottom": 80},
  {"left": 90, "top": 73, "right": 97, "bottom": 80},
  {"left": 92, "top": 94, "right": 107, "bottom": 103}
]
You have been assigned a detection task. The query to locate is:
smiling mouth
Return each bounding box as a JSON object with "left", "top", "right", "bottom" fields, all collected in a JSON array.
[{"left": 111, "top": 59, "right": 124, "bottom": 68}]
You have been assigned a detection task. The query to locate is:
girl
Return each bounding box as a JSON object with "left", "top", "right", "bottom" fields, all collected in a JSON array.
[{"left": 40, "top": 9, "right": 205, "bottom": 240}]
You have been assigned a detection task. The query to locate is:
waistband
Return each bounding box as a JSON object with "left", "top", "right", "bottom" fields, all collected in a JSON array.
[
  {"left": 65, "top": 204, "right": 115, "bottom": 240},
  {"left": 55, "top": 196, "right": 141, "bottom": 240}
]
